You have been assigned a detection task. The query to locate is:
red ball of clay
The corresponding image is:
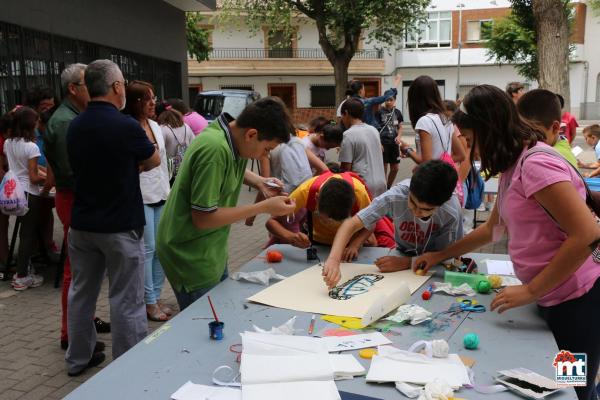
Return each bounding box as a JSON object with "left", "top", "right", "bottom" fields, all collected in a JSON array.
[
  {"left": 421, "top": 291, "right": 432, "bottom": 300},
  {"left": 266, "top": 250, "right": 283, "bottom": 263}
]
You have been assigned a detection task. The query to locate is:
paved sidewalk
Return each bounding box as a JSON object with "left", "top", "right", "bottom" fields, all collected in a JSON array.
[{"left": 0, "top": 181, "right": 273, "bottom": 400}]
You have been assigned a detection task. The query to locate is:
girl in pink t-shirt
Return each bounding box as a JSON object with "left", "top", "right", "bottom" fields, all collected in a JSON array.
[{"left": 416, "top": 85, "right": 600, "bottom": 400}]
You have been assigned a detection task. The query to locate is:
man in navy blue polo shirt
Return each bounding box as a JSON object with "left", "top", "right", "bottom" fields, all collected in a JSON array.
[{"left": 65, "top": 59, "right": 160, "bottom": 376}]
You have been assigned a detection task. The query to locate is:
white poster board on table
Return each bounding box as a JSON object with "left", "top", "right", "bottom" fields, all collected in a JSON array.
[{"left": 247, "top": 263, "right": 429, "bottom": 325}]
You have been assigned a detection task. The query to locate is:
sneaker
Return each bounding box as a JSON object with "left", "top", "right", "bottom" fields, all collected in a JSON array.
[
  {"left": 67, "top": 352, "right": 106, "bottom": 376},
  {"left": 29, "top": 273, "right": 43, "bottom": 287},
  {"left": 94, "top": 317, "right": 111, "bottom": 334},
  {"left": 12, "top": 274, "right": 43, "bottom": 291}
]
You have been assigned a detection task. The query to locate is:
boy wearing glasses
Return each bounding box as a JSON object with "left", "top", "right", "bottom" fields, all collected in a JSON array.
[{"left": 322, "top": 160, "right": 463, "bottom": 288}]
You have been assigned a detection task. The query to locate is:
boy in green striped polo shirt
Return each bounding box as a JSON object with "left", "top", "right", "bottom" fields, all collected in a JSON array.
[{"left": 157, "top": 97, "right": 296, "bottom": 310}]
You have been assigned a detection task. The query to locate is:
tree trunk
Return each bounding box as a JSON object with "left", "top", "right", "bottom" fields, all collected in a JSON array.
[
  {"left": 311, "top": 6, "right": 359, "bottom": 108},
  {"left": 532, "top": 0, "right": 570, "bottom": 111},
  {"left": 333, "top": 56, "right": 351, "bottom": 105}
]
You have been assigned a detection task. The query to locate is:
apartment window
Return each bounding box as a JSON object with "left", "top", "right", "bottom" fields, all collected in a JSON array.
[
  {"left": 405, "top": 11, "right": 452, "bottom": 49},
  {"left": 310, "top": 85, "right": 336, "bottom": 107},
  {"left": 466, "top": 20, "right": 493, "bottom": 42},
  {"left": 219, "top": 85, "right": 254, "bottom": 91},
  {"left": 268, "top": 30, "right": 293, "bottom": 58}
]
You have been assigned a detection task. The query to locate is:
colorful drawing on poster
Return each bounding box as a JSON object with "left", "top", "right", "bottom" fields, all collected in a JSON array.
[{"left": 328, "top": 274, "right": 384, "bottom": 300}]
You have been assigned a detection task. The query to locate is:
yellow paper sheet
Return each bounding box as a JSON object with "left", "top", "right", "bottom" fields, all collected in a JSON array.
[{"left": 247, "top": 263, "right": 430, "bottom": 321}]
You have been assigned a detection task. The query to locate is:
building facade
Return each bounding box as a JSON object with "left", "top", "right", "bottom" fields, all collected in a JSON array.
[
  {"left": 0, "top": 0, "right": 212, "bottom": 113},
  {"left": 190, "top": 0, "right": 600, "bottom": 122},
  {"left": 188, "top": 18, "right": 386, "bottom": 123}
]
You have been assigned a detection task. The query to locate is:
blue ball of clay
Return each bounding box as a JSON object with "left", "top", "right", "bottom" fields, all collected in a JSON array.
[{"left": 463, "top": 333, "right": 480, "bottom": 350}]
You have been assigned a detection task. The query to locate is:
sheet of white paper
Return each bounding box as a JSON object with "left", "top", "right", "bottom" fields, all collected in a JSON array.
[
  {"left": 366, "top": 347, "right": 471, "bottom": 388},
  {"left": 501, "top": 275, "right": 523, "bottom": 286},
  {"left": 329, "top": 354, "right": 366, "bottom": 379},
  {"left": 571, "top": 145, "right": 583, "bottom": 157},
  {"left": 496, "top": 368, "right": 560, "bottom": 399},
  {"left": 171, "top": 381, "right": 241, "bottom": 400},
  {"left": 241, "top": 332, "right": 328, "bottom": 355},
  {"left": 242, "top": 380, "right": 340, "bottom": 400},
  {"left": 322, "top": 332, "right": 391, "bottom": 353},
  {"left": 253, "top": 316, "right": 297, "bottom": 335},
  {"left": 247, "top": 263, "right": 428, "bottom": 319},
  {"left": 241, "top": 353, "right": 334, "bottom": 384},
  {"left": 485, "top": 260, "right": 516, "bottom": 276}
]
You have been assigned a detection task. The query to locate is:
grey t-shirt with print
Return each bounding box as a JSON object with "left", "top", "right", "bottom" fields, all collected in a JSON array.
[
  {"left": 357, "top": 180, "right": 463, "bottom": 255},
  {"left": 338, "top": 123, "right": 387, "bottom": 197}
]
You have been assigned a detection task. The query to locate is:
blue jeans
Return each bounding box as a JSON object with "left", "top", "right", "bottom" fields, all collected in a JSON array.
[
  {"left": 174, "top": 268, "right": 229, "bottom": 311},
  {"left": 143, "top": 205, "right": 166, "bottom": 305}
]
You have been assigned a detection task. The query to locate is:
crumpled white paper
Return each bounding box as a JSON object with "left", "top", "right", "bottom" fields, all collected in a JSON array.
[
  {"left": 408, "top": 339, "right": 450, "bottom": 358},
  {"left": 501, "top": 275, "right": 522, "bottom": 287},
  {"left": 385, "top": 304, "right": 432, "bottom": 325},
  {"left": 395, "top": 378, "right": 455, "bottom": 399},
  {"left": 253, "top": 316, "right": 297, "bottom": 335},
  {"left": 230, "top": 268, "right": 286, "bottom": 286},
  {"left": 432, "top": 282, "right": 476, "bottom": 296}
]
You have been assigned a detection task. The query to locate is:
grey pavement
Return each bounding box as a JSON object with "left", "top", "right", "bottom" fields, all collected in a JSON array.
[{"left": 0, "top": 125, "right": 593, "bottom": 399}]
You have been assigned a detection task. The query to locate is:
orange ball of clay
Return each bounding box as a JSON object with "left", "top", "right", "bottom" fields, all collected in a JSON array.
[
  {"left": 266, "top": 250, "right": 283, "bottom": 263},
  {"left": 415, "top": 269, "right": 425, "bottom": 276}
]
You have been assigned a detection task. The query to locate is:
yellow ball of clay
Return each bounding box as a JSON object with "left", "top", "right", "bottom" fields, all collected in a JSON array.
[
  {"left": 359, "top": 348, "right": 378, "bottom": 359},
  {"left": 415, "top": 269, "right": 425, "bottom": 276},
  {"left": 488, "top": 275, "right": 503, "bottom": 289}
]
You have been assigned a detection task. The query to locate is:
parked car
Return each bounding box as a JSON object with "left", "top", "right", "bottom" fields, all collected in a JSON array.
[{"left": 193, "top": 89, "right": 260, "bottom": 121}]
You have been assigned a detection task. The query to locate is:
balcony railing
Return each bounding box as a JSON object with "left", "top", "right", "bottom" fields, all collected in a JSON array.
[{"left": 207, "top": 48, "right": 383, "bottom": 59}]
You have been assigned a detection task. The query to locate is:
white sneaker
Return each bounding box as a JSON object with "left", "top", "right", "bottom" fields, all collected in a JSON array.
[
  {"left": 29, "top": 273, "right": 44, "bottom": 287},
  {"left": 11, "top": 273, "right": 43, "bottom": 291}
]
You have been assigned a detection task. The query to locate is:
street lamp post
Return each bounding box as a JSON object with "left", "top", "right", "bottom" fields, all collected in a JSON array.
[{"left": 456, "top": 3, "right": 465, "bottom": 100}]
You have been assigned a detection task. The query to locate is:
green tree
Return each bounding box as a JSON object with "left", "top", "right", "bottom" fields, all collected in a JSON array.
[
  {"left": 485, "top": 0, "right": 543, "bottom": 81},
  {"left": 486, "top": 0, "right": 573, "bottom": 109},
  {"left": 591, "top": 0, "right": 600, "bottom": 15},
  {"left": 485, "top": 12, "right": 538, "bottom": 81},
  {"left": 186, "top": 12, "right": 212, "bottom": 62},
  {"left": 217, "top": 0, "right": 429, "bottom": 103}
]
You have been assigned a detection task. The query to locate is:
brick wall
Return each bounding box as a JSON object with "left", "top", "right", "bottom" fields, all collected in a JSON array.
[
  {"left": 572, "top": 2, "right": 586, "bottom": 44},
  {"left": 452, "top": 8, "right": 510, "bottom": 49},
  {"left": 292, "top": 107, "right": 336, "bottom": 125},
  {"left": 451, "top": 4, "right": 587, "bottom": 48}
]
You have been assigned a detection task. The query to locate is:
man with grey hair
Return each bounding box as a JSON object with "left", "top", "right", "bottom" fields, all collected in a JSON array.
[
  {"left": 65, "top": 59, "right": 160, "bottom": 376},
  {"left": 46, "top": 63, "right": 110, "bottom": 353}
]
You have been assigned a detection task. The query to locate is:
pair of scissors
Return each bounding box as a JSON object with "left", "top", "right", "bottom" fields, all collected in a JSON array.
[{"left": 458, "top": 299, "right": 486, "bottom": 312}]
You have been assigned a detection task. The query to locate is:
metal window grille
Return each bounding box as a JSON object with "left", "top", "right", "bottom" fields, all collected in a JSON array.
[
  {"left": 0, "top": 21, "right": 182, "bottom": 114},
  {"left": 219, "top": 85, "right": 254, "bottom": 91},
  {"left": 310, "top": 85, "right": 336, "bottom": 108}
]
